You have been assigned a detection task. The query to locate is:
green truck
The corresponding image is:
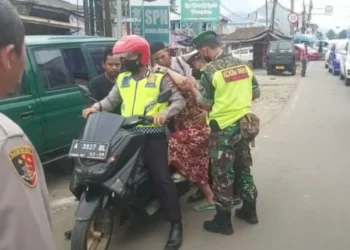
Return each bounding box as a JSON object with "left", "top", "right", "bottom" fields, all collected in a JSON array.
[{"left": 0, "top": 35, "right": 116, "bottom": 164}]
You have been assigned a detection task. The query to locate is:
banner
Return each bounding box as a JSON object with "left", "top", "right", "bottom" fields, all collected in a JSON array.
[{"left": 181, "top": 0, "right": 220, "bottom": 22}]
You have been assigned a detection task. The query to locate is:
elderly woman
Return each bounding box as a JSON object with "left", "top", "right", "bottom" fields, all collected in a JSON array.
[{"left": 152, "top": 48, "right": 215, "bottom": 211}]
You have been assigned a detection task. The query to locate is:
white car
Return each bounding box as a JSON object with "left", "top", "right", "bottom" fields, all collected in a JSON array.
[
  {"left": 325, "top": 42, "right": 336, "bottom": 68},
  {"left": 232, "top": 47, "right": 253, "bottom": 62},
  {"left": 339, "top": 41, "right": 350, "bottom": 86}
]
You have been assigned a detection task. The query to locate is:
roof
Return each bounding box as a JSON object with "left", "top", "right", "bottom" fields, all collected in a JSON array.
[
  {"left": 25, "top": 36, "right": 116, "bottom": 46},
  {"left": 222, "top": 29, "right": 292, "bottom": 44},
  {"left": 18, "top": 0, "right": 83, "bottom": 13},
  {"left": 222, "top": 26, "right": 266, "bottom": 41}
]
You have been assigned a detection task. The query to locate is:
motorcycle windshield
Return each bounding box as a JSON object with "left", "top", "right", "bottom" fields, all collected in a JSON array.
[{"left": 82, "top": 112, "right": 126, "bottom": 144}]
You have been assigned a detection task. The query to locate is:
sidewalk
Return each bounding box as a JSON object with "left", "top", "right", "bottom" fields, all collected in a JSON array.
[{"left": 252, "top": 69, "right": 301, "bottom": 126}]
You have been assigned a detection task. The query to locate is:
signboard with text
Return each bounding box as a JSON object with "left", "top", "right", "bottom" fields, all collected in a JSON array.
[
  {"left": 130, "top": 3, "right": 170, "bottom": 45},
  {"left": 181, "top": 0, "right": 220, "bottom": 22}
]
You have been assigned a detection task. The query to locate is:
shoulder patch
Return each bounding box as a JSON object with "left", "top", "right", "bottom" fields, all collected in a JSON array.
[
  {"left": 8, "top": 146, "right": 37, "bottom": 188},
  {"left": 222, "top": 65, "right": 249, "bottom": 83},
  {"left": 120, "top": 76, "right": 130, "bottom": 88}
]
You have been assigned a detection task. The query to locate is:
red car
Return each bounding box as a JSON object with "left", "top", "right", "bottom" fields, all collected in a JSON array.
[{"left": 294, "top": 44, "right": 321, "bottom": 61}]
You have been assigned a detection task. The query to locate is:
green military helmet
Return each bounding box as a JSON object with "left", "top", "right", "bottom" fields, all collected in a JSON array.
[{"left": 192, "top": 30, "right": 218, "bottom": 49}]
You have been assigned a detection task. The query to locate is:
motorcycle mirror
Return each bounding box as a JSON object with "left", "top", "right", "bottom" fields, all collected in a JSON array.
[{"left": 157, "top": 89, "right": 172, "bottom": 103}]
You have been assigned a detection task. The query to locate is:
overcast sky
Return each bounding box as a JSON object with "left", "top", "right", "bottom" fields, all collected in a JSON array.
[{"left": 65, "top": 0, "right": 350, "bottom": 32}]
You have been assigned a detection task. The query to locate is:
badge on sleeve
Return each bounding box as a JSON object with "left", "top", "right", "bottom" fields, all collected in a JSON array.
[{"left": 8, "top": 146, "right": 37, "bottom": 188}]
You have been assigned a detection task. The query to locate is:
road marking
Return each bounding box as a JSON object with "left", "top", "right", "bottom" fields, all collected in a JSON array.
[{"left": 50, "top": 196, "right": 78, "bottom": 212}]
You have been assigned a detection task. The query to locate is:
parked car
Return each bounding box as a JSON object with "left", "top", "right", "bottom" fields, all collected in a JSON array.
[
  {"left": 328, "top": 39, "right": 347, "bottom": 76},
  {"left": 339, "top": 41, "right": 350, "bottom": 86},
  {"left": 325, "top": 42, "right": 336, "bottom": 68},
  {"left": 266, "top": 40, "right": 296, "bottom": 75},
  {"left": 231, "top": 47, "right": 253, "bottom": 62},
  {"left": 294, "top": 44, "right": 321, "bottom": 61},
  {"left": 0, "top": 35, "right": 116, "bottom": 164}
]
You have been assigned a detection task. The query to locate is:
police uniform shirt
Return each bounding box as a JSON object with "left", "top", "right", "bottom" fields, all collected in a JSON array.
[{"left": 0, "top": 113, "right": 55, "bottom": 250}]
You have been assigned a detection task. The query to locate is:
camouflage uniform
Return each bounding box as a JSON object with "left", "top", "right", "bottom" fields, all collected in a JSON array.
[{"left": 200, "top": 54, "right": 259, "bottom": 212}]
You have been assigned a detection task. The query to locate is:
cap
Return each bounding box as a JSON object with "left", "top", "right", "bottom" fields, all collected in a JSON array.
[
  {"left": 150, "top": 41, "right": 166, "bottom": 55},
  {"left": 192, "top": 30, "right": 218, "bottom": 49}
]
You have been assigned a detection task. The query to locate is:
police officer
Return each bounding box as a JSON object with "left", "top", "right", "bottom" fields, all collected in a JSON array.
[
  {"left": 0, "top": 1, "right": 55, "bottom": 249},
  {"left": 82, "top": 35, "right": 185, "bottom": 250},
  {"left": 183, "top": 31, "right": 261, "bottom": 235}
]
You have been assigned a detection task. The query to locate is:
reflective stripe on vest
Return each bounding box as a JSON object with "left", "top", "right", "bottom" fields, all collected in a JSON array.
[
  {"left": 209, "top": 64, "right": 253, "bottom": 130},
  {"left": 117, "top": 72, "right": 168, "bottom": 127}
]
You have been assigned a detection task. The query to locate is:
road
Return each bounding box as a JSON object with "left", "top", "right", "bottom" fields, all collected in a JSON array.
[{"left": 52, "top": 61, "right": 350, "bottom": 249}]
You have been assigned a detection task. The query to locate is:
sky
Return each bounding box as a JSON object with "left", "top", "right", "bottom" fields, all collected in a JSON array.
[{"left": 65, "top": 0, "right": 350, "bottom": 32}]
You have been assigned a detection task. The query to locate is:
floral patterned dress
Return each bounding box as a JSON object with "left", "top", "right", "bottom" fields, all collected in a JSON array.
[{"left": 168, "top": 90, "right": 210, "bottom": 186}]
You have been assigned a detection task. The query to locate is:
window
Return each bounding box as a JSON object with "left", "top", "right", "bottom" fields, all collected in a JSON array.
[
  {"left": 0, "top": 74, "right": 27, "bottom": 101},
  {"left": 88, "top": 46, "right": 113, "bottom": 75},
  {"left": 240, "top": 49, "right": 249, "bottom": 54},
  {"left": 269, "top": 42, "right": 278, "bottom": 52},
  {"left": 278, "top": 41, "right": 293, "bottom": 51},
  {"left": 34, "top": 48, "right": 90, "bottom": 90}
]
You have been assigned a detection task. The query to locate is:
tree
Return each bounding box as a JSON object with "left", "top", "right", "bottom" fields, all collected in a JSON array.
[
  {"left": 170, "top": 0, "right": 178, "bottom": 12},
  {"left": 326, "top": 29, "right": 337, "bottom": 40},
  {"left": 337, "top": 29, "right": 347, "bottom": 39}
]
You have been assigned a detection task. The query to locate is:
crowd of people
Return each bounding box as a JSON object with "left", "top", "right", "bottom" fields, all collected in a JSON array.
[{"left": 0, "top": 0, "right": 261, "bottom": 249}]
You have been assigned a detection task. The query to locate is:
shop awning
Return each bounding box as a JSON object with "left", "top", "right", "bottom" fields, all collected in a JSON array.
[{"left": 19, "top": 15, "right": 80, "bottom": 30}]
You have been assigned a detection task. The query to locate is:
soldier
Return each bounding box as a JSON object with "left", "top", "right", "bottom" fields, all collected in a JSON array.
[
  {"left": 182, "top": 31, "right": 261, "bottom": 235},
  {"left": 0, "top": 0, "right": 55, "bottom": 249}
]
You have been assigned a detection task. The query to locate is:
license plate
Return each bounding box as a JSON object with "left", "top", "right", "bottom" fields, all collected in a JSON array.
[
  {"left": 69, "top": 140, "right": 109, "bottom": 160},
  {"left": 276, "top": 66, "right": 285, "bottom": 70}
]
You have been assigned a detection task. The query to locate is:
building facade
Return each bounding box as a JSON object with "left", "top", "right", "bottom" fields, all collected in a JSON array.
[{"left": 246, "top": 0, "right": 292, "bottom": 36}]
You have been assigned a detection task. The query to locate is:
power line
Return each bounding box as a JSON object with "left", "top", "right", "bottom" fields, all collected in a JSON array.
[{"left": 220, "top": 2, "right": 249, "bottom": 21}]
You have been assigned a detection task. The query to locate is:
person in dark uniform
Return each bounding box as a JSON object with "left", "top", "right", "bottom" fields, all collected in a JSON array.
[
  {"left": 0, "top": 1, "right": 55, "bottom": 249},
  {"left": 88, "top": 49, "right": 121, "bottom": 101}
]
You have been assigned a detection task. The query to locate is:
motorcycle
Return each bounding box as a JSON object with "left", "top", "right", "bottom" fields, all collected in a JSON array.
[{"left": 68, "top": 85, "right": 190, "bottom": 250}]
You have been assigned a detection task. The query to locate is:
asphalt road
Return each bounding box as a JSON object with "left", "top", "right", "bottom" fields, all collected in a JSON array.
[{"left": 52, "top": 61, "right": 350, "bottom": 250}]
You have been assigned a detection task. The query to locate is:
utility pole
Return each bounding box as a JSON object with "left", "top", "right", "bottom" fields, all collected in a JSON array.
[
  {"left": 271, "top": 0, "right": 277, "bottom": 33},
  {"left": 301, "top": 0, "right": 306, "bottom": 34},
  {"left": 265, "top": 0, "right": 268, "bottom": 30},
  {"left": 290, "top": 0, "right": 294, "bottom": 36},
  {"left": 307, "top": 0, "right": 313, "bottom": 31},
  {"left": 89, "top": 0, "right": 95, "bottom": 35},
  {"left": 115, "top": 0, "right": 123, "bottom": 39},
  {"left": 103, "top": 0, "right": 112, "bottom": 36},
  {"left": 83, "top": 0, "right": 90, "bottom": 35}
]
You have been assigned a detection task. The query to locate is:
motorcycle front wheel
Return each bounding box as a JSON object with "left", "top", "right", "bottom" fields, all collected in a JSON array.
[{"left": 71, "top": 205, "right": 113, "bottom": 250}]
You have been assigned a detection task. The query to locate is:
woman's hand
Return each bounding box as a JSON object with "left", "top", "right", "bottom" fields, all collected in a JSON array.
[{"left": 193, "top": 110, "right": 208, "bottom": 124}]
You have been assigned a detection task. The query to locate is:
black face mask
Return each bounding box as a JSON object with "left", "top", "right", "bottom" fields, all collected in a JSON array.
[
  {"left": 204, "top": 56, "right": 212, "bottom": 63},
  {"left": 192, "top": 69, "right": 202, "bottom": 80},
  {"left": 121, "top": 59, "right": 140, "bottom": 73}
]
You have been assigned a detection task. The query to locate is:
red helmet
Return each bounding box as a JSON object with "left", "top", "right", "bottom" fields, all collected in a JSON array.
[{"left": 112, "top": 35, "right": 150, "bottom": 65}]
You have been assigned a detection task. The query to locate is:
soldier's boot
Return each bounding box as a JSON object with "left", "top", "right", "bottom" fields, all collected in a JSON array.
[
  {"left": 235, "top": 200, "right": 259, "bottom": 224},
  {"left": 203, "top": 205, "right": 234, "bottom": 235}
]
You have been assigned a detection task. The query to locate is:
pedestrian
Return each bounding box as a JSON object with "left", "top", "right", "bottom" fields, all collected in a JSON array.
[
  {"left": 82, "top": 35, "right": 185, "bottom": 250},
  {"left": 150, "top": 41, "right": 193, "bottom": 77},
  {"left": 301, "top": 42, "right": 308, "bottom": 77},
  {"left": 88, "top": 49, "right": 121, "bottom": 101},
  {"left": 0, "top": 0, "right": 55, "bottom": 249},
  {"left": 182, "top": 31, "right": 261, "bottom": 235}
]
